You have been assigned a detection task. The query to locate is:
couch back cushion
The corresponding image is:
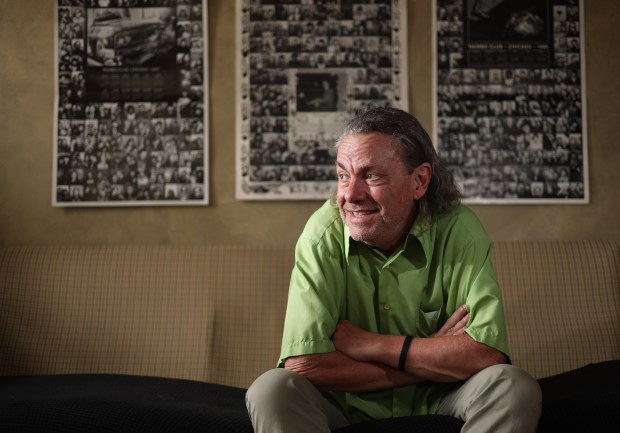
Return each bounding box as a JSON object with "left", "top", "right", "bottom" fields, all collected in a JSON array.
[
  {"left": 205, "top": 245, "right": 293, "bottom": 387},
  {"left": 492, "top": 240, "right": 620, "bottom": 379},
  {"left": 0, "top": 246, "right": 218, "bottom": 382}
]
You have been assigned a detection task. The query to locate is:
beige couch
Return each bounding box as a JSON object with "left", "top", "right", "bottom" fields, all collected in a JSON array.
[{"left": 0, "top": 241, "right": 618, "bottom": 387}]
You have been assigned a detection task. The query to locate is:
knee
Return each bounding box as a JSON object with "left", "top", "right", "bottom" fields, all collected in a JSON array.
[
  {"left": 486, "top": 364, "right": 542, "bottom": 413},
  {"left": 246, "top": 368, "right": 308, "bottom": 413}
]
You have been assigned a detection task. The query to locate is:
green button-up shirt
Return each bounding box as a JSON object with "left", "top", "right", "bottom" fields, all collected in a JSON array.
[{"left": 279, "top": 200, "right": 509, "bottom": 423}]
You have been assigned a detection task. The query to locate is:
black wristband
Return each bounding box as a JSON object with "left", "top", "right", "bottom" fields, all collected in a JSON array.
[{"left": 398, "top": 335, "right": 414, "bottom": 371}]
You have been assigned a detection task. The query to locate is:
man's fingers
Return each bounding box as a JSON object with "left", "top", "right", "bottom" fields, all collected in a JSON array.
[
  {"left": 451, "top": 313, "right": 469, "bottom": 334},
  {"left": 437, "top": 305, "right": 467, "bottom": 332},
  {"left": 435, "top": 305, "right": 469, "bottom": 336},
  {"left": 453, "top": 326, "right": 467, "bottom": 335}
]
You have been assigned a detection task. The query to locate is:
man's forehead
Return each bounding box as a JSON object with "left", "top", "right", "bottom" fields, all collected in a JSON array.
[
  {"left": 336, "top": 133, "right": 404, "bottom": 170},
  {"left": 337, "top": 132, "right": 397, "bottom": 150},
  {"left": 337, "top": 133, "right": 399, "bottom": 157}
]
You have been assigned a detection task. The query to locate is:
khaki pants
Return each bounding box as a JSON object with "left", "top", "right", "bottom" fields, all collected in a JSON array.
[{"left": 246, "top": 364, "right": 541, "bottom": 433}]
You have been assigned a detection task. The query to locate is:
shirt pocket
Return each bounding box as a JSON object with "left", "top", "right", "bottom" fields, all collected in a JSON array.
[{"left": 416, "top": 308, "right": 440, "bottom": 337}]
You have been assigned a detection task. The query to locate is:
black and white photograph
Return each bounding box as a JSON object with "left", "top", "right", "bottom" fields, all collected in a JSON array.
[
  {"left": 236, "top": 0, "right": 408, "bottom": 200},
  {"left": 434, "top": 0, "right": 588, "bottom": 203},
  {"left": 54, "top": 0, "right": 208, "bottom": 206}
]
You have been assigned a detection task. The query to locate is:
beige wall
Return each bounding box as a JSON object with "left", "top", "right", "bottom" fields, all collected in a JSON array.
[{"left": 0, "top": 0, "right": 618, "bottom": 246}]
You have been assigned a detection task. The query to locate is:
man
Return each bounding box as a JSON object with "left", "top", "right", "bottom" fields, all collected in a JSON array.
[{"left": 246, "top": 107, "right": 541, "bottom": 432}]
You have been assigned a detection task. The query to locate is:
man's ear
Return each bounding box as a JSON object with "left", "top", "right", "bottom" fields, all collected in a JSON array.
[{"left": 412, "top": 162, "right": 432, "bottom": 200}]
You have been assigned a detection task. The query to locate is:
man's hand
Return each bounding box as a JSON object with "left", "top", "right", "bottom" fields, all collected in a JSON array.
[
  {"left": 332, "top": 319, "right": 382, "bottom": 362},
  {"left": 433, "top": 304, "right": 469, "bottom": 337}
]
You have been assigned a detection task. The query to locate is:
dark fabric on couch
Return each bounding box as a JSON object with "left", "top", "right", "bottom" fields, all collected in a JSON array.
[
  {"left": 0, "top": 374, "right": 254, "bottom": 433},
  {"left": 537, "top": 360, "right": 620, "bottom": 433}
]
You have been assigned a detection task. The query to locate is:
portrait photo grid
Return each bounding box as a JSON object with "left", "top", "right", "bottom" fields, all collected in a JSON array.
[
  {"left": 434, "top": 0, "right": 588, "bottom": 203},
  {"left": 236, "top": 0, "right": 408, "bottom": 200},
  {"left": 54, "top": 0, "right": 208, "bottom": 206}
]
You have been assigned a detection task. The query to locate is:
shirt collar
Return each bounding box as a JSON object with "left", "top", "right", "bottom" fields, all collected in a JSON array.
[
  {"left": 344, "top": 224, "right": 352, "bottom": 260},
  {"left": 344, "top": 217, "right": 432, "bottom": 267}
]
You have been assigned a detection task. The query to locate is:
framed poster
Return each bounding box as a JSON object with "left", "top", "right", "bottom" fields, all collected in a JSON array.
[
  {"left": 433, "top": 0, "right": 588, "bottom": 203},
  {"left": 236, "top": 0, "right": 408, "bottom": 200},
  {"left": 54, "top": 0, "right": 208, "bottom": 206}
]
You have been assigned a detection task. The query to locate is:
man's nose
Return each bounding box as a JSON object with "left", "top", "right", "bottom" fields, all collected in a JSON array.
[{"left": 344, "top": 176, "right": 366, "bottom": 202}]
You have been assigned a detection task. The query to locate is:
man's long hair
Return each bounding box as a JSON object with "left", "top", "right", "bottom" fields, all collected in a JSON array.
[{"left": 335, "top": 106, "right": 462, "bottom": 227}]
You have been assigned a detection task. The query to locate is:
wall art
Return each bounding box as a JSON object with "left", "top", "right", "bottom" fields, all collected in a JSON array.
[
  {"left": 434, "top": 0, "right": 588, "bottom": 203},
  {"left": 54, "top": 0, "right": 208, "bottom": 206}
]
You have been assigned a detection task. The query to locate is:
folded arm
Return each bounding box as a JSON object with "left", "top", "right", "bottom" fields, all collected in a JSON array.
[
  {"left": 284, "top": 349, "right": 421, "bottom": 392},
  {"left": 284, "top": 305, "right": 506, "bottom": 391}
]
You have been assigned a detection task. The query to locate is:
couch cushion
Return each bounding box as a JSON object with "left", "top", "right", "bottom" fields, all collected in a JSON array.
[
  {"left": 492, "top": 241, "right": 620, "bottom": 379},
  {"left": 0, "top": 246, "right": 218, "bottom": 382},
  {"left": 537, "top": 360, "right": 620, "bottom": 433},
  {"left": 0, "top": 374, "right": 253, "bottom": 433}
]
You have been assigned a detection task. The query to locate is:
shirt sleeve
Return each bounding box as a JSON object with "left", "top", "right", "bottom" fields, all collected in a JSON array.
[
  {"left": 277, "top": 230, "right": 347, "bottom": 367},
  {"left": 441, "top": 210, "right": 510, "bottom": 357},
  {"left": 462, "top": 240, "right": 510, "bottom": 357}
]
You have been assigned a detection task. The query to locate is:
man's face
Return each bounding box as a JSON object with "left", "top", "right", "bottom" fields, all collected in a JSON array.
[{"left": 336, "top": 132, "right": 420, "bottom": 254}]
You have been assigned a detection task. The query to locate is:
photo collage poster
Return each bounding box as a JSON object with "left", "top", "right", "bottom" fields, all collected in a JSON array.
[
  {"left": 236, "top": 0, "right": 408, "bottom": 200},
  {"left": 54, "top": 0, "right": 208, "bottom": 206},
  {"left": 434, "top": 0, "right": 588, "bottom": 203}
]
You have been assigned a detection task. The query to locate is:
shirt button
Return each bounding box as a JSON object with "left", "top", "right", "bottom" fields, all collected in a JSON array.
[{"left": 383, "top": 303, "right": 391, "bottom": 310}]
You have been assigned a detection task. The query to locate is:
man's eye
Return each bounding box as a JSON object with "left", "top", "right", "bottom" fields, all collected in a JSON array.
[{"left": 337, "top": 173, "right": 348, "bottom": 181}]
